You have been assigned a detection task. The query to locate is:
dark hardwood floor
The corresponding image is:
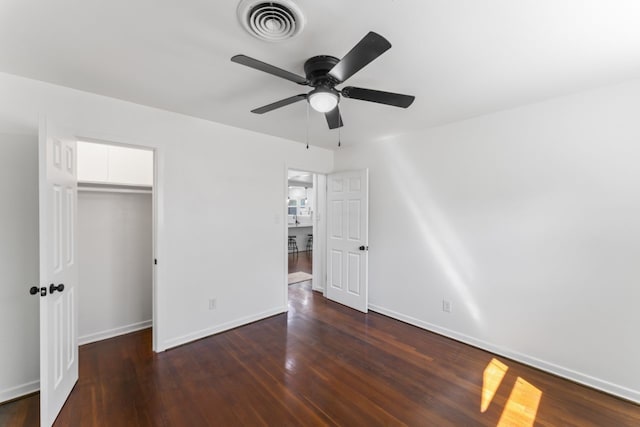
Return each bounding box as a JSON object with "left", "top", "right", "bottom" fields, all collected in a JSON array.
[
  {"left": 288, "top": 250, "right": 312, "bottom": 274},
  {"left": 2, "top": 281, "right": 639, "bottom": 426},
  {"left": 0, "top": 393, "right": 39, "bottom": 427}
]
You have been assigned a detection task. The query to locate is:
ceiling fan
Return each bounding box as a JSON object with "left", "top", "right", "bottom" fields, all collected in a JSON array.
[{"left": 231, "top": 31, "right": 415, "bottom": 130}]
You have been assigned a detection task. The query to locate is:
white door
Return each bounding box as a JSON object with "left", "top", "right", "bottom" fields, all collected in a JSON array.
[
  {"left": 38, "top": 117, "right": 79, "bottom": 427},
  {"left": 326, "top": 169, "right": 369, "bottom": 312}
]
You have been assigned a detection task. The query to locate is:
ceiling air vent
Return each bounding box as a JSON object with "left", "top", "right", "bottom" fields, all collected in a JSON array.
[{"left": 237, "top": 0, "right": 305, "bottom": 42}]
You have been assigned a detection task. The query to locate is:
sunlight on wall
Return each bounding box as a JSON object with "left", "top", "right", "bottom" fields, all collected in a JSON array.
[
  {"left": 481, "top": 358, "right": 542, "bottom": 427},
  {"left": 380, "top": 143, "right": 482, "bottom": 323},
  {"left": 481, "top": 358, "right": 509, "bottom": 412}
]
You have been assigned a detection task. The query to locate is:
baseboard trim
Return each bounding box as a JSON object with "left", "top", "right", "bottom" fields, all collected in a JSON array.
[
  {"left": 0, "top": 380, "right": 39, "bottom": 404},
  {"left": 162, "top": 306, "right": 286, "bottom": 351},
  {"left": 79, "top": 320, "right": 152, "bottom": 346},
  {"left": 368, "top": 303, "right": 640, "bottom": 404}
]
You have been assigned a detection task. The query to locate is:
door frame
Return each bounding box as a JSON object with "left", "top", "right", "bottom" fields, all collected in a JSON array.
[
  {"left": 75, "top": 136, "right": 161, "bottom": 352},
  {"left": 283, "top": 165, "right": 327, "bottom": 307}
]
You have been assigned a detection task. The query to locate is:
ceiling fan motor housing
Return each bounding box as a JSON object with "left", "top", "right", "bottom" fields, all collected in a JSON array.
[{"left": 303, "top": 55, "right": 340, "bottom": 87}]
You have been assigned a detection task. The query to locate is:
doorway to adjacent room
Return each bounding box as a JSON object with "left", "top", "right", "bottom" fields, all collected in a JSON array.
[{"left": 287, "top": 169, "right": 315, "bottom": 288}]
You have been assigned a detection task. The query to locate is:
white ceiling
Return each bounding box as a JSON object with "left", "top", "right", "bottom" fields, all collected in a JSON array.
[{"left": 1, "top": 0, "right": 640, "bottom": 149}]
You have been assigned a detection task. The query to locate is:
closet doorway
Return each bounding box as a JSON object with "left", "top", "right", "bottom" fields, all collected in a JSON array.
[{"left": 76, "top": 141, "right": 155, "bottom": 347}]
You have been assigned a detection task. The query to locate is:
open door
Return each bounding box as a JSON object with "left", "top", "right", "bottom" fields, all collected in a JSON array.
[
  {"left": 38, "top": 117, "right": 79, "bottom": 426},
  {"left": 326, "top": 169, "right": 369, "bottom": 312}
]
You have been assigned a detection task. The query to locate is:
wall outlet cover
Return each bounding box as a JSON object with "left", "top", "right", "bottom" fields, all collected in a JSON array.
[{"left": 442, "top": 300, "right": 452, "bottom": 313}]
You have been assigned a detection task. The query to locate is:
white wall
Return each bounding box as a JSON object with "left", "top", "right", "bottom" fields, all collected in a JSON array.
[
  {"left": 312, "top": 174, "right": 327, "bottom": 292},
  {"left": 0, "top": 134, "right": 40, "bottom": 402},
  {"left": 334, "top": 79, "right": 640, "bottom": 403},
  {"left": 78, "top": 191, "right": 152, "bottom": 344},
  {"left": 0, "top": 71, "right": 333, "bottom": 399}
]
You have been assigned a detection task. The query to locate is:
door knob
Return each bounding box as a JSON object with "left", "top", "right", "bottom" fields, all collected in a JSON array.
[
  {"left": 30, "top": 286, "right": 47, "bottom": 296},
  {"left": 359, "top": 245, "right": 369, "bottom": 251},
  {"left": 50, "top": 283, "right": 65, "bottom": 294}
]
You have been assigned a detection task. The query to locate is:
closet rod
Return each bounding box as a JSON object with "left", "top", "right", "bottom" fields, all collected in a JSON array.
[{"left": 78, "top": 187, "right": 152, "bottom": 195}]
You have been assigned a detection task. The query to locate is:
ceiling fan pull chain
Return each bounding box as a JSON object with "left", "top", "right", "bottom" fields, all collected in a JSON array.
[
  {"left": 338, "top": 121, "right": 341, "bottom": 148},
  {"left": 306, "top": 100, "right": 310, "bottom": 149}
]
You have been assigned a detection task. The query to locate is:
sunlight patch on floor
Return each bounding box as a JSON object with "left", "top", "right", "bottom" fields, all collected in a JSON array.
[
  {"left": 481, "top": 358, "right": 542, "bottom": 427},
  {"left": 497, "top": 377, "right": 542, "bottom": 427},
  {"left": 481, "top": 358, "right": 509, "bottom": 412}
]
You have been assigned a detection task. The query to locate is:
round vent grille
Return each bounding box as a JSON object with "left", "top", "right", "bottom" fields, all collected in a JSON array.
[{"left": 237, "top": 0, "right": 305, "bottom": 42}]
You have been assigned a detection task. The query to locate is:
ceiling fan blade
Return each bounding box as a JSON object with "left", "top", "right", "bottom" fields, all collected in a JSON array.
[
  {"left": 251, "top": 94, "right": 307, "bottom": 114},
  {"left": 325, "top": 106, "right": 344, "bottom": 129},
  {"left": 231, "top": 55, "right": 308, "bottom": 85},
  {"left": 328, "top": 32, "right": 392, "bottom": 83},
  {"left": 341, "top": 86, "right": 415, "bottom": 108}
]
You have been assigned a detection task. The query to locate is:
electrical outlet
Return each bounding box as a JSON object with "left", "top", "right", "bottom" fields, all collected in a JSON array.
[
  {"left": 442, "top": 300, "right": 452, "bottom": 313},
  {"left": 208, "top": 298, "right": 217, "bottom": 310}
]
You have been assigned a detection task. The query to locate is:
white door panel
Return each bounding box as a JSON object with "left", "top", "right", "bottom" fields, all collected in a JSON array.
[
  {"left": 326, "top": 169, "right": 368, "bottom": 312},
  {"left": 39, "top": 117, "right": 78, "bottom": 427}
]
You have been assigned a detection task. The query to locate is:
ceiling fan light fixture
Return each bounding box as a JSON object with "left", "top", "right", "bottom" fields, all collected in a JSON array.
[{"left": 308, "top": 87, "right": 339, "bottom": 113}]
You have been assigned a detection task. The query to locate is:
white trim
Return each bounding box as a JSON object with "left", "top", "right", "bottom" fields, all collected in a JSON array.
[
  {"left": 283, "top": 165, "right": 289, "bottom": 310},
  {"left": 162, "top": 306, "right": 286, "bottom": 350},
  {"left": 0, "top": 380, "right": 39, "bottom": 404},
  {"left": 311, "top": 174, "right": 327, "bottom": 293},
  {"left": 78, "top": 320, "right": 152, "bottom": 346},
  {"left": 368, "top": 304, "right": 640, "bottom": 404},
  {"left": 152, "top": 145, "right": 160, "bottom": 353}
]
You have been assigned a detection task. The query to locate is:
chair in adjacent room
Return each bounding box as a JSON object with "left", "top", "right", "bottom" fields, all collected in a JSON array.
[{"left": 288, "top": 236, "right": 298, "bottom": 253}]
